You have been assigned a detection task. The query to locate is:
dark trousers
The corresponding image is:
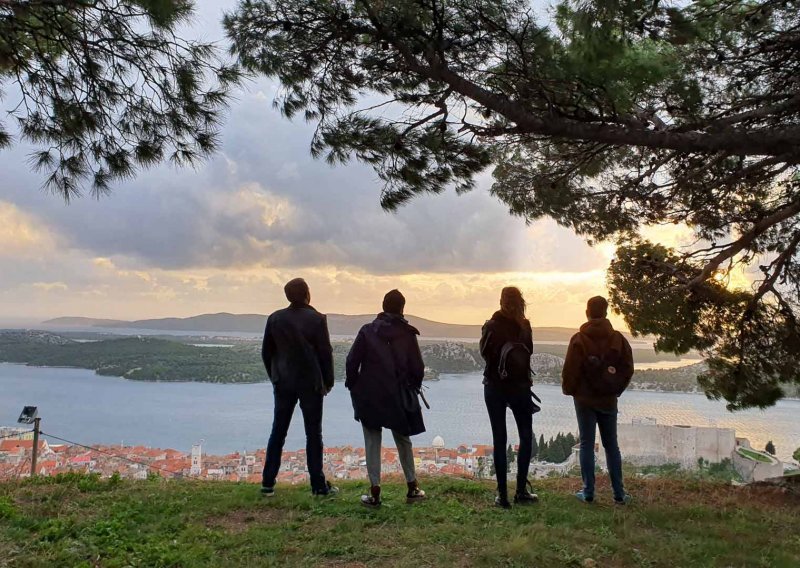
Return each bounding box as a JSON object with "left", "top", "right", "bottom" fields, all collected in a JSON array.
[
  {"left": 484, "top": 384, "right": 534, "bottom": 496},
  {"left": 262, "top": 385, "right": 326, "bottom": 492},
  {"left": 574, "top": 399, "right": 625, "bottom": 500}
]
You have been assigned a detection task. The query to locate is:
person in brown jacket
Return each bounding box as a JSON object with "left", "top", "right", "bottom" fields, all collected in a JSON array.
[{"left": 562, "top": 296, "right": 634, "bottom": 505}]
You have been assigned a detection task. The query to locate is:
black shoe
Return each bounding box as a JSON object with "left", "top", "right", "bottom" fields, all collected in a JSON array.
[
  {"left": 260, "top": 486, "right": 275, "bottom": 497},
  {"left": 495, "top": 495, "right": 512, "bottom": 509},
  {"left": 312, "top": 481, "right": 339, "bottom": 496},
  {"left": 614, "top": 493, "right": 633, "bottom": 506},
  {"left": 361, "top": 485, "right": 381, "bottom": 508},
  {"left": 514, "top": 480, "right": 539, "bottom": 505},
  {"left": 406, "top": 480, "right": 426, "bottom": 504},
  {"left": 514, "top": 490, "right": 539, "bottom": 505}
]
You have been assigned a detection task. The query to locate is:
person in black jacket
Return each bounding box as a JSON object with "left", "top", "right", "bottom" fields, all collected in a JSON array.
[
  {"left": 345, "top": 289, "right": 427, "bottom": 507},
  {"left": 261, "top": 278, "right": 337, "bottom": 497},
  {"left": 479, "top": 287, "right": 539, "bottom": 508}
]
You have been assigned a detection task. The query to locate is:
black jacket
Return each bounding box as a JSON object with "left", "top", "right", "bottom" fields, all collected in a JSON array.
[
  {"left": 480, "top": 310, "right": 533, "bottom": 387},
  {"left": 345, "top": 313, "right": 426, "bottom": 436},
  {"left": 261, "top": 303, "right": 334, "bottom": 394}
]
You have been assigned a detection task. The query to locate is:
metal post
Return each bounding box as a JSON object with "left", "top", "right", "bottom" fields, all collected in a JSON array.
[{"left": 30, "top": 417, "right": 41, "bottom": 477}]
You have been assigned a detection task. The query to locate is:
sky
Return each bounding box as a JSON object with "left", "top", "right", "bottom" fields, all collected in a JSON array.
[{"left": 0, "top": 1, "right": 644, "bottom": 329}]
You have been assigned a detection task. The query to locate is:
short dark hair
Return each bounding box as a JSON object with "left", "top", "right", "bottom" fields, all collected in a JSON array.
[
  {"left": 587, "top": 296, "right": 608, "bottom": 319},
  {"left": 382, "top": 289, "right": 406, "bottom": 315},
  {"left": 284, "top": 278, "right": 310, "bottom": 304}
]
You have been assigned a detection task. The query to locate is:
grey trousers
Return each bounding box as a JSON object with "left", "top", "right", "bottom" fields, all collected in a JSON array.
[{"left": 362, "top": 424, "right": 417, "bottom": 486}]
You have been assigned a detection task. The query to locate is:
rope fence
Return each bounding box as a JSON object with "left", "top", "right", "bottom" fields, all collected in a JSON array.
[{"left": 38, "top": 431, "right": 184, "bottom": 478}]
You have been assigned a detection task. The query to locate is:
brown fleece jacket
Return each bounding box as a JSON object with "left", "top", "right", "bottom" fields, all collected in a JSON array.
[{"left": 561, "top": 318, "right": 634, "bottom": 409}]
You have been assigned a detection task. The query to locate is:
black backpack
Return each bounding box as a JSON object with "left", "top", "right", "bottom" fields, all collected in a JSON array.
[
  {"left": 498, "top": 341, "right": 533, "bottom": 384},
  {"left": 579, "top": 336, "right": 631, "bottom": 397}
]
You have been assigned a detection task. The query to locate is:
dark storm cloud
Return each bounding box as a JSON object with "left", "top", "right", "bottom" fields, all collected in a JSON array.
[
  {"left": 0, "top": 84, "right": 605, "bottom": 275},
  {"left": 0, "top": 0, "right": 604, "bottom": 277}
]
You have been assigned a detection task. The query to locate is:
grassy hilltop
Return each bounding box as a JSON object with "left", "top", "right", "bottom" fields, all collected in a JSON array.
[{"left": 1, "top": 475, "right": 798, "bottom": 567}]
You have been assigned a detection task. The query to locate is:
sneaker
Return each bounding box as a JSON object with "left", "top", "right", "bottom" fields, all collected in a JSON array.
[
  {"left": 312, "top": 481, "right": 339, "bottom": 497},
  {"left": 495, "top": 495, "right": 512, "bottom": 509},
  {"left": 514, "top": 480, "right": 539, "bottom": 505},
  {"left": 361, "top": 485, "right": 381, "bottom": 508},
  {"left": 406, "top": 480, "right": 426, "bottom": 504},
  {"left": 614, "top": 493, "right": 633, "bottom": 506},
  {"left": 260, "top": 486, "right": 275, "bottom": 497},
  {"left": 575, "top": 490, "right": 594, "bottom": 504}
]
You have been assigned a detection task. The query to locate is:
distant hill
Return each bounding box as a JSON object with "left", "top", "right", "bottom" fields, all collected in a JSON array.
[
  {"left": 43, "top": 312, "right": 629, "bottom": 342},
  {"left": 45, "top": 316, "right": 129, "bottom": 327},
  {"left": 44, "top": 312, "right": 489, "bottom": 339}
]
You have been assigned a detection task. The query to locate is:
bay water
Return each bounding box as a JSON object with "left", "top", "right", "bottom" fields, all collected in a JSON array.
[{"left": 1, "top": 363, "right": 797, "bottom": 461}]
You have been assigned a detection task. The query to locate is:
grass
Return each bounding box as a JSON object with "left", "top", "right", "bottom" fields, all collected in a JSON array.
[
  {"left": 1, "top": 473, "right": 799, "bottom": 567},
  {"left": 737, "top": 447, "right": 774, "bottom": 463}
]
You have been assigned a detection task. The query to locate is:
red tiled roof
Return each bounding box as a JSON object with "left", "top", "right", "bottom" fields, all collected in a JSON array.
[{"left": 0, "top": 440, "right": 48, "bottom": 452}]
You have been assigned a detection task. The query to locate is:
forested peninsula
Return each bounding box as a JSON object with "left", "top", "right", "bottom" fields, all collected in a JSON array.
[{"left": 0, "top": 330, "right": 755, "bottom": 396}]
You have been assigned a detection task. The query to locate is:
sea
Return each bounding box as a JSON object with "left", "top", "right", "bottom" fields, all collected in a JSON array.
[{"left": 1, "top": 363, "right": 798, "bottom": 461}]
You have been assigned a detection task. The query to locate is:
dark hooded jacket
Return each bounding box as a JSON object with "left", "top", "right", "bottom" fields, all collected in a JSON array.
[
  {"left": 261, "top": 303, "right": 334, "bottom": 394},
  {"left": 345, "top": 313, "right": 426, "bottom": 436},
  {"left": 480, "top": 310, "right": 534, "bottom": 389},
  {"left": 561, "top": 317, "right": 634, "bottom": 409}
]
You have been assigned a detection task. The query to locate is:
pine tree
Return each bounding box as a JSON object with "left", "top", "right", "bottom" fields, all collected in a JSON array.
[
  {"left": 226, "top": 0, "right": 800, "bottom": 409},
  {"left": 506, "top": 444, "right": 516, "bottom": 473},
  {"left": 2, "top": 1, "right": 239, "bottom": 197},
  {"left": 765, "top": 441, "right": 776, "bottom": 456}
]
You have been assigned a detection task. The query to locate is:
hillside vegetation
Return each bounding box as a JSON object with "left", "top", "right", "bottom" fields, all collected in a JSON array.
[
  {"left": 0, "top": 331, "right": 710, "bottom": 392},
  {"left": 0, "top": 332, "right": 453, "bottom": 383},
  {"left": 1, "top": 475, "right": 798, "bottom": 567}
]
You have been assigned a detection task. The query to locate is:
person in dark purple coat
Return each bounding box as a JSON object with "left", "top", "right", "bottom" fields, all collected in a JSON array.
[{"left": 345, "top": 289, "right": 427, "bottom": 507}]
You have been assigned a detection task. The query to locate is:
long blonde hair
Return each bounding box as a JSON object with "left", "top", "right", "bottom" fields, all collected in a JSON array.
[{"left": 500, "top": 287, "right": 527, "bottom": 326}]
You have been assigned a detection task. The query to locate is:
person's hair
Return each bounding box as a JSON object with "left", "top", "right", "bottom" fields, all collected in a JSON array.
[
  {"left": 500, "top": 287, "right": 527, "bottom": 325},
  {"left": 284, "top": 278, "right": 310, "bottom": 304},
  {"left": 587, "top": 296, "right": 609, "bottom": 319},
  {"left": 382, "top": 289, "right": 406, "bottom": 315}
]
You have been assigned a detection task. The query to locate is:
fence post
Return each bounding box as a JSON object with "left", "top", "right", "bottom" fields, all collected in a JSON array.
[{"left": 30, "top": 417, "right": 41, "bottom": 477}]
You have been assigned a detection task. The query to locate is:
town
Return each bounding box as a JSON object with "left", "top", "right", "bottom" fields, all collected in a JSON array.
[
  {"left": 0, "top": 429, "right": 491, "bottom": 484},
  {"left": 1, "top": 420, "right": 790, "bottom": 485}
]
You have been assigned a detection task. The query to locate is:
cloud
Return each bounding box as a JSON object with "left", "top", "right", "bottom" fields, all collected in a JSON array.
[
  {"left": 0, "top": 89, "right": 608, "bottom": 278},
  {"left": 0, "top": 201, "right": 54, "bottom": 257},
  {"left": 32, "top": 281, "right": 68, "bottom": 292},
  {"left": 0, "top": 0, "right": 621, "bottom": 326}
]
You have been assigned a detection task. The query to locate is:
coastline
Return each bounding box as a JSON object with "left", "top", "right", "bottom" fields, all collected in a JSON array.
[{"left": 3, "top": 361, "right": 798, "bottom": 402}]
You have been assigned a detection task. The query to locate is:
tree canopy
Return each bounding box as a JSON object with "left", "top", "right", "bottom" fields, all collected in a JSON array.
[
  {"left": 0, "top": 0, "right": 239, "bottom": 198},
  {"left": 226, "top": 0, "right": 800, "bottom": 409}
]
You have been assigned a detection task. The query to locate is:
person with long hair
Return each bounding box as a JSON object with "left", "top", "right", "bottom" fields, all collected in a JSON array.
[{"left": 479, "top": 287, "right": 539, "bottom": 508}]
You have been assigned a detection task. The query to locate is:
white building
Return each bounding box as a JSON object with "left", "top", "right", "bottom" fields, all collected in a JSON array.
[{"left": 190, "top": 443, "right": 202, "bottom": 477}]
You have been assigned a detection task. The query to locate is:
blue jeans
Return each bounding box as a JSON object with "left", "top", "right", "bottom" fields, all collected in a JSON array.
[
  {"left": 574, "top": 400, "right": 624, "bottom": 500},
  {"left": 484, "top": 384, "right": 534, "bottom": 495},
  {"left": 262, "top": 385, "right": 327, "bottom": 492}
]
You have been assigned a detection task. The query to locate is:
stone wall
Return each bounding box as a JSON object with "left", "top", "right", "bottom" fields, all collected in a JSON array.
[
  {"left": 595, "top": 422, "right": 736, "bottom": 469},
  {"left": 732, "top": 441, "right": 783, "bottom": 482}
]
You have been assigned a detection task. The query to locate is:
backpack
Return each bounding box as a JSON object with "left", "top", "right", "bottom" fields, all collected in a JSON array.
[
  {"left": 579, "top": 335, "right": 631, "bottom": 397},
  {"left": 498, "top": 341, "right": 533, "bottom": 384}
]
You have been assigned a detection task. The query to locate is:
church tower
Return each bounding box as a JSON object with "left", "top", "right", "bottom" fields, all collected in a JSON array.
[{"left": 191, "top": 443, "right": 202, "bottom": 477}]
